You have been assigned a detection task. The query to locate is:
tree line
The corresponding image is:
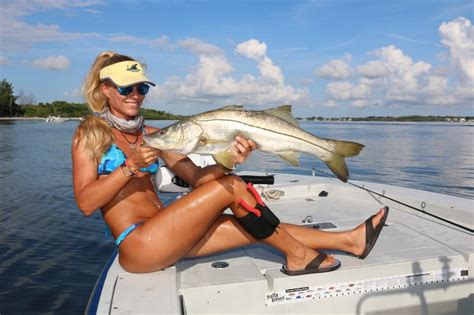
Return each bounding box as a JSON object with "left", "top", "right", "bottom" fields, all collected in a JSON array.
[
  {"left": 2, "top": 79, "right": 472, "bottom": 122},
  {"left": 0, "top": 79, "right": 185, "bottom": 120},
  {"left": 304, "top": 115, "right": 474, "bottom": 122}
]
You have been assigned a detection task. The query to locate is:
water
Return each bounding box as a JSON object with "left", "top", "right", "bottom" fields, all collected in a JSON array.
[{"left": 0, "top": 120, "right": 472, "bottom": 314}]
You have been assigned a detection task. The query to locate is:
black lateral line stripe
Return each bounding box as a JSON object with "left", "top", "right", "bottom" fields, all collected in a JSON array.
[{"left": 196, "top": 118, "right": 332, "bottom": 154}]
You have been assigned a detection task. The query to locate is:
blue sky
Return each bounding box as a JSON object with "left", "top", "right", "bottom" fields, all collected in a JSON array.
[{"left": 1, "top": 0, "right": 473, "bottom": 117}]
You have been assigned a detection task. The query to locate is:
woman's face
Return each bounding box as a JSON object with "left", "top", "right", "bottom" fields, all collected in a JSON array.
[{"left": 101, "top": 83, "right": 146, "bottom": 120}]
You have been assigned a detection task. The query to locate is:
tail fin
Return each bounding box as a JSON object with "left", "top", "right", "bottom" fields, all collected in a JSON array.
[
  {"left": 324, "top": 140, "right": 365, "bottom": 182},
  {"left": 333, "top": 140, "right": 365, "bottom": 157}
]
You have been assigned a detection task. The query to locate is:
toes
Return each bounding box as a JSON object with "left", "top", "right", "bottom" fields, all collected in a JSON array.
[{"left": 322, "top": 254, "right": 336, "bottom": 268}]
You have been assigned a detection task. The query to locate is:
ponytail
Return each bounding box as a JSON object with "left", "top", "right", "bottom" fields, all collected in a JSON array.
[{"left": 78, "top": 51, "right": 135, "bottom": 161}]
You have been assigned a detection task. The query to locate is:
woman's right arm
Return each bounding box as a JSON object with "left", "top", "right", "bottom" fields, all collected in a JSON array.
[{"left": 72, "top": 131, "right": 132, "bottom": 216}]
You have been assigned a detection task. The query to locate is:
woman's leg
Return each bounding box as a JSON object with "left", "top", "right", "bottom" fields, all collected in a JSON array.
[
  {"left": 186, "top": 207, "right": 387, "bottom": 258},
  {"left": 121, "top": 175, "right": 333, "bottom": 272}
]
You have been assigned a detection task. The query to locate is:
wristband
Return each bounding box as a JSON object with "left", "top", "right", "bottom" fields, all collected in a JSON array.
[
  {"left": 121, "top": 160, "right": 139, "bottom": 177},
  {"left": 120, "top": 164, "right": 134, "bottom": 177},
  {"left": 125, "top": 159, "right": 140, "bottom": 174}
]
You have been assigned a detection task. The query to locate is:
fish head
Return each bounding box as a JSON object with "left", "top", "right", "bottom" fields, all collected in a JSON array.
[{"left": 143, "top": 121, "right": 203, "bottom": 154}]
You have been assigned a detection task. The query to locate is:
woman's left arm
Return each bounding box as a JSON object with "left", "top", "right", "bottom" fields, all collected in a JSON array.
[{"left": 162, "top": 136, "right": 256, "bottom": 188}]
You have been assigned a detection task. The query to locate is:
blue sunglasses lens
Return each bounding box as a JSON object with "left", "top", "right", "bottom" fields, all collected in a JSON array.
[
  {"left": 117, "top": 84, "right": 150, "bottom": 96},
  {"left": 117, "top": 86, "right": 134, "bottom": 96},
  {"left": 137, "top": 84, "right": 150, "bottom": 95}
]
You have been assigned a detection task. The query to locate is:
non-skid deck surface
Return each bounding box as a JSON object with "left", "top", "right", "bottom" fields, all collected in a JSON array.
[{"left": 97, "top": 173, "right": 473, "bottom": 314}]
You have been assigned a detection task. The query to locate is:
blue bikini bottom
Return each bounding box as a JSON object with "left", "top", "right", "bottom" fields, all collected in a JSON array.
[{"left": 115, "top": 223, "right": 143, "bottom": 247}]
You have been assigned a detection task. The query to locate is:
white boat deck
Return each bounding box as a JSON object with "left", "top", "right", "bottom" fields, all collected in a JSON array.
[{"left": 89, "top": 172, "right": 473, "bottom": 315}]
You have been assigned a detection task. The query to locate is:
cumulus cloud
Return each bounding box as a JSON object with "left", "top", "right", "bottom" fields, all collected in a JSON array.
[
  {"left": 321, "top": 17, "right": 473, "bottom": 109},
  {"left": 357, "top": 61, "right": 390, "bottom": 78},
  {"left": 439, "top": 17, "right": 474, "bottom": 85},
  {"left": 235, "top": 39, "right": 267, "bottom": 59},
  {"left": 32, "top": 55, "right": 70, "bottom": 71},
  {"left": 150, "top": 38, "right": 309, "bottom": 106},
  {"left": 235, "top": 39, "right": 284, "bottom": 85},
  {"left": 326, "top": 81, "right": 371, "bottom": 101},
  {"left": 316, "top": 59, "right": 351, "bottom": 80}
]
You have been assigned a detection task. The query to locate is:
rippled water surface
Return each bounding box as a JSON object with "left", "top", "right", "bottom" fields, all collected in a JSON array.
[{"left": 0, "top": 120, "right": 473, "bottom": 314}]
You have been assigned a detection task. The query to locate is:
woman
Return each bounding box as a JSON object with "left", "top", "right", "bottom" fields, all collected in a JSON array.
[{"left": 72, "top": 51, "right": 389, "bottom": 275}]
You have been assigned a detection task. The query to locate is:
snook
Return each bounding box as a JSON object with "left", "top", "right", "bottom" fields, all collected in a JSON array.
[{"left": 144, "top": 105, "right": 364, "bottom": 182}]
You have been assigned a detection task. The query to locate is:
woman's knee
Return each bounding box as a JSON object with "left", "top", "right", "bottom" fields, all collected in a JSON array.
[{"left": 216, "top": 174, "right": 247, "bottom": 196}]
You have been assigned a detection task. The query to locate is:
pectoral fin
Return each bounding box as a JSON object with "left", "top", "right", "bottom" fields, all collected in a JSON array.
[
  {"left": 212, "top": 151, "right": 236, "bottom": 171},
  {"left": 278, "top": 151, "right": 300, "bottom": 166}
]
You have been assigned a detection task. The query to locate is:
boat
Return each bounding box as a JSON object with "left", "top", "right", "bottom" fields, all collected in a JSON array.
[
  {"left": 45, "top": 115, "right": 66, "bottom": 123},
  {"left": 86, "top": 161, "right": 473, "bottom": 314}
]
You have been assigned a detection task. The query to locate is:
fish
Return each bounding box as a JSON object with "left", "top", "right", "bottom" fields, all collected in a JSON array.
[{"left": 143, "top": 105, "right": 364, "bottom": 182}]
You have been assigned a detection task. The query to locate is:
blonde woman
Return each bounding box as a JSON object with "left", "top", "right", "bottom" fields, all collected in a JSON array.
[{"left": 72, "top": 52, "right": 389, "bottom": 275}]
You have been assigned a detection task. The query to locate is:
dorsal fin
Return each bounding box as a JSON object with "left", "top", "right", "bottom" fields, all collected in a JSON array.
[
  {"left": 264, "top": 105, "right": 299, "bottom": 126},
  {"left": 217, "top": 105, "right": 245, "bottom": 111}
]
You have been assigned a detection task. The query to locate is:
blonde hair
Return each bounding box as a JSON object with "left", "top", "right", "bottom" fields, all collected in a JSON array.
[{"left": 77, "top": 51, "right": 135, "bottom": 161}]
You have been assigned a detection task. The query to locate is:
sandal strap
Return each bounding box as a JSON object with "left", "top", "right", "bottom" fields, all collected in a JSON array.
[
  {"left": 306, "top": 253, "right": 327, "bottom": 270},
  {"left": 365, "top": 214, "right": 376, "bottom": 240}
]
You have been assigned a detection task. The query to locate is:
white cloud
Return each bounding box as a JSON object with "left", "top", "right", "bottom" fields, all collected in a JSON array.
[
  {"left": 150, "top": 38, "right": 309, "bottom": 106},
  {"left": 0, "top": 56, "right": 8, "bottom": 64},
  {"left": 316, "top": 59, "right": 351, "bottom": 80},
  {"left": 179, "top": 38, "right": 222, "bottom": 55},
  {"left": 32, "top": 55, "right": 70, "bottom": 71},
  {"left": 439, "top": 17, "right": 474, "bottom": 85},
  {"left": 0, "top": 1, "right": 168, "bottom": 51},
  {"left": 352, "top": 99, "right": 369, "bottom": 108},
  {"left": 0, "top": 1, "right": 103, "bottom": 17},
  {"left": 235, "top": 39, "right": 267, "bottom": 60},
  {"left": 357, "top": 61, "right": 390, "bottom": 78},
  {"left": 323, "top": 99, "right": 338, "bottom": 108},
  {"left": 322, "top": 18, "right": 474, "bottom": 109},
  {"left": 84, "top": 8, "right": 102, "bottom": 14},
  {"left": 236, "top": 39, "right": 284, "bottom": 85},
  {"left": 326, "top": 81, "right": 371, "bottom": 101}
]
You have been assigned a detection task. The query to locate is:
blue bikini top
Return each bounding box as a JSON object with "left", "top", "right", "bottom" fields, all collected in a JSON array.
[{"left": 98, "top": 144, "right": 158, "bottom": 175}]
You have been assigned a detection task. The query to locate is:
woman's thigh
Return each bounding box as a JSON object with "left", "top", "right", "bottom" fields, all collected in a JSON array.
[{"left": 119, "top": 175, "right": 245, "bottom": 272}]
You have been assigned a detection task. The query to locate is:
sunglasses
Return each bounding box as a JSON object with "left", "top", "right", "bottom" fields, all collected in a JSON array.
[{"left": 115, "top": 83, "right": 150, "bottom": 96}]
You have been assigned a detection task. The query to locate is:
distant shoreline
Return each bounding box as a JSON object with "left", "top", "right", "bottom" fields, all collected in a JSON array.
[
  {"left": 0, "top": 117, "right": 82, "bottom": 121},
  {"left": 1, "top": 116, "right": 472, "bottom": 123}
]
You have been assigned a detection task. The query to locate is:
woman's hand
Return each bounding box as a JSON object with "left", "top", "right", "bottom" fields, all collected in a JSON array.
[
  {"left": 231, "top": 135, "right": 257, "bottom": 165},
  {"left": 126, "top": 145, "right": 161, "bottom": 169}
]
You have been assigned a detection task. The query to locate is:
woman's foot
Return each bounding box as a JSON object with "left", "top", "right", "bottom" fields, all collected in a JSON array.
[
  {"left": 283, "top": 246, "right": 340, "bottom": 275},
  {"left": 350, "top": 206, "right": 389, "bottom": 258}
]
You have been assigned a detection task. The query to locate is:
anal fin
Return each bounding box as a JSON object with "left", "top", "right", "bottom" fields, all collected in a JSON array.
[{"left": 278, "top": 151, "right": 300, "bottom": 166}]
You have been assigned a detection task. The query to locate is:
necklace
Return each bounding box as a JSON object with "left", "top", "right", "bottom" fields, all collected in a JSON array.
[{"left": 119, "top": 129, "right": 139, "bottom": 150}]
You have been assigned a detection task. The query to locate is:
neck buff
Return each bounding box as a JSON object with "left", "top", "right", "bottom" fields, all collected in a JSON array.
[{"left": 96, "top": 107, "right": 144, "bottom": 133}]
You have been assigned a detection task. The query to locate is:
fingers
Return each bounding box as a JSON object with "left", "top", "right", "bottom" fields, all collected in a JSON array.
[
  {"left": 233, "top": 136, "right": 256, "bottom": 154},
  {"left": 231, "top": 136, "right": 256, "bottom": 165},
  {"left": 128, "top": 146, "right": 161, "bottom": 168}
]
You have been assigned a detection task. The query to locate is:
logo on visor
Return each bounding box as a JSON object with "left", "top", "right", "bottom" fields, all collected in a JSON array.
[{"left": 126, "top": 63, "right": 140, "bottom": 72}]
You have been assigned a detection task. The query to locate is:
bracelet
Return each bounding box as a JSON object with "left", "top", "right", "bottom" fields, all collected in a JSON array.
[
  {"left": 120, "top": 164, "right": 135, "bottom": 177},
  {"left": 120, "top": 160, "right": 139, "bottom": 177},
  {"left": 125, "top": 159, "right": 139, "bottom": 174}
]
